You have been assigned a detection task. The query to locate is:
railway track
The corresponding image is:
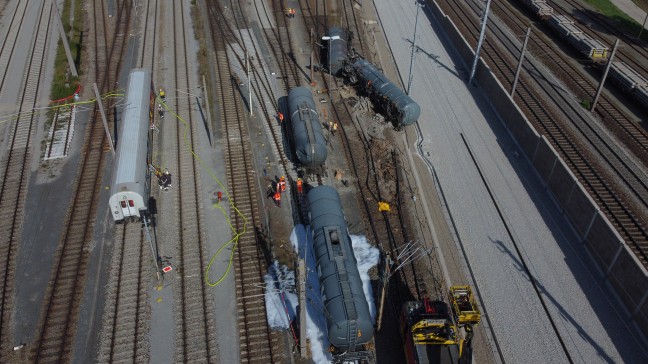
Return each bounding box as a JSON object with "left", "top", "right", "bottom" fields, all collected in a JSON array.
[
  {"left": 439, "top": 0, "right": 648, "bottom": 266},
  {"left": 96, "top": 0, "right": 162, "bottom": 361},
  {"left": 497, "top": 0, "right": 648, "bottom": 167},
  {"left": 168, "top": 1, "right": 218, "bottom": 361},
  {"left": 0, "top": 1, "right": 52, "bottom": 360},
  {"left": 206, "top": 2, "right": 282, "bottom": 362},
  {"left": 28, "top": 0, "right": 131, "bottom": 361},
  {"left": 298, "top": 1, "right": 442, "bottom": 362},
  {"left": 0, "top": 0, "right": 31, "bottom": 95},
  {"left": 97, "top": 226, "right": 150, "bottom": 362},
  {"left": 548, "top": 0, "right": 648, "bottom": 76},
  {"left": 486, "top": 1, "right": 648, "bottom": 207}
]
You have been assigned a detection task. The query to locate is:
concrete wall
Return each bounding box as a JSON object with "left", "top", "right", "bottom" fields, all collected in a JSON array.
[{"left": 426, "top": 0, "right": 648, "bottom": 337}]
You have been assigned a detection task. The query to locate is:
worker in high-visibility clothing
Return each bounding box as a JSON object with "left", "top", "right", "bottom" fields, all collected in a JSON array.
[
  {"left": 296, "top": 178, "right": 303, "bottom": 194},
  {"left": 332, "top": 122, "right": 338, "bottom": 136},
  {"left": 159, "top": 89, "right": 166, "bottom": 102},
  {"left": 278, "top": 112, "right": 284, "bottom": 123},
  {"left": 274, "top": 191, "right": 281, "bottom": 207},
  {"left": 279, "top": 176, "right": 286, "bottom": 192}
]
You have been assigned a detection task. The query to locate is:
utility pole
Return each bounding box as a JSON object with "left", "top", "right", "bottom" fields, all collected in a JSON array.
[
  {"left": 511, "top": 27, "right": 531, "bottom": 98},
  {"left": 247, "top": 51, "right": 252, "bottom": 116},
  {"left": 407, "top": 1, "right": 425, "bottom": 96},
  {"left": 469, "top": 0, "right": 492, "bottom": 85},
  {"left": 376, "top": 252, "right": 392, "bottom": 330},
  {"left": 310, "top": 28, "right": 316, "bottom": 86},
  {"left": 298, "top": 259, "right": 307, "bottom": 359},
  {"left": 591, "top": 38, "right": 620, "bottom": 112},
  {"left": 52, "top": 0, "right": 78, "bottom": 77},
  {"left": 93, "top": 83, "right": 114, "bottom": 155},
  {"left": 639, "top": 12, "right": 648, "bottom": 39}
]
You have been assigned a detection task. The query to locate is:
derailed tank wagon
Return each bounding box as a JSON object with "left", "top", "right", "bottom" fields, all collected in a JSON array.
[
  {"left": 288, "top": 87, "right": 328, "bottom": 170},
  {"left": 343, "top": 57, "right": 420, "bottom": 127},
  {"left": 325, "top": 27, "right": 350, "bottom": 76},
  {"left": 307, "top": 186, "right": 375, "bottom": 363},
  {"left": 109, "top": 68, "right": 155, "bottom": 222}
]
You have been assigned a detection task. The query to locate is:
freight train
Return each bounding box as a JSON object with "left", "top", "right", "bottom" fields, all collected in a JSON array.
[
  {"left": 517, "top": 0, "right": 648, "bottom": 110},
  {"left": 517, "top": 0, "right": 608, "bottom": 62},
  {"left": 109, "top": 68, "right": 155, "bottom": 222},
  {"left": 287, "top": 87, "right": 328, "bottom": 170},
  {"left": 609, "top": 62, "right": 648, "bottom": 110},
  {"left": 307, "top": 186, "right": 375, "bottom": 363}
]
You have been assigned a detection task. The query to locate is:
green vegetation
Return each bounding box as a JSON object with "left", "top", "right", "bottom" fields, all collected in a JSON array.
[
  {"left": 581, "top": 0, "right": 648, "bottom": 40},
  {"left": 50, "top": 0, "right": 83, "bottom": 102}
]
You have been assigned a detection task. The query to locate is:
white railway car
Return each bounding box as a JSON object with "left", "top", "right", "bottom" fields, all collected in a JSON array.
[{"left": 109, "top": 69, "right": 155, "bottom": 222}]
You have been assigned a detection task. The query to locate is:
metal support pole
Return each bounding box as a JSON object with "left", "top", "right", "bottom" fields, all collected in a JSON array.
[
  {"left": 247, "top": 52, "right": 252, "bottom": 116},
  {"left": 511, "top": 27, "right": 531, "bottom": 97},
  {"left": 298, "top": 259, "right": 307, "bottom": 358},
  {"left": 469, "top": 0, "right": 492, "bottom": 85},
  {"left": 407, "top": 1, "right": 425, "bottom": 95},
  {"left": 142, "top": 214, "right": 162, "bottom": 283},
  {"left": 52, "top": 0, "right": 78, "bottom": 77},
  {"left": 93, "top": 83, "right": 115, "bottom": 155},
  {"left": 202, "top": 75, "right": 212, "bottom": 145},
  {"left": 310, "top": 28, "right": 315, "bottom": 84},
  {"left": 638, "top": 12, "right": 648, "bottom": 39},
  {"left": 591, "top": 38, "right": 620, "bottom": 112}
]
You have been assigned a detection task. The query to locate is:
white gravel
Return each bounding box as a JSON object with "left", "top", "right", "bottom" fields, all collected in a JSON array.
[{"left": 373, "top": 0, "right": 648, "bottom": 362}]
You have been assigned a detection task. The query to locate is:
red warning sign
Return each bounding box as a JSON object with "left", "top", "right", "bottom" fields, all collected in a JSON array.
[{"left": 162, "top": 266, "right": 173, "bottom": 273}]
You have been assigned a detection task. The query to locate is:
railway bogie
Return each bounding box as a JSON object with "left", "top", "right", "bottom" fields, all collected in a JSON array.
[
  {"left": 307, "top": 186, "right": 374, "bottom": 360},
  {"left": 109, "top": 68, "right": 155, "bottom": 222},
  {"left": 344, "top": 57, "right": 420, "bottom": 127},
  {"left": 288, "top": 87, "right": 328, "bottom": 168}
]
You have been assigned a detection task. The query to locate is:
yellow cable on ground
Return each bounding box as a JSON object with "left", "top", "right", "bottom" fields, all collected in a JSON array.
[
  {"left": 158, "top": 98, "right": 248, "bottom": 287},
  {"left": 0, "top": 91, "right": 123, "bottom": 125}
]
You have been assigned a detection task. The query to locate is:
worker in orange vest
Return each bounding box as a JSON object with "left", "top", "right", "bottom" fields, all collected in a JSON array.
[
  {"left": 217, "top": 191, "right": 222, "bottom": 203},
  {"left": 278, "top": 112, "right": 284, "bottom": 124},
  {"left": 296, "top": 178, "right": 303, "bottom": 194},
  {"left": 279, "top": 176, "right": 286, "bottom": 192},
  {"left": 274, "top": 191, "right": 281, "bottom": 207}
]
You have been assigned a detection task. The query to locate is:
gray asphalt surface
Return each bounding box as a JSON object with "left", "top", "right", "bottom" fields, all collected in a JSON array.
[
  {"left": 374, "top": 0, "right": 648, "bottom": 362},
  {"left": 610, "top": 0, "right": 648, "bottom": 26}
]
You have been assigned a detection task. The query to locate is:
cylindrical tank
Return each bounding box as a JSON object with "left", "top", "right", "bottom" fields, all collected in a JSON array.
[
  {"left": 351, "top": 58, "right": 421, "bottom": 126},
  {"left": 288, "top": 87, "right": 328, "bottom": 168},
  {"left": 326, "top": 27, "right": 349, "bottom": 76},
  {"left": 307, "top": 186, "right": 374, "bottom": 349}
]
